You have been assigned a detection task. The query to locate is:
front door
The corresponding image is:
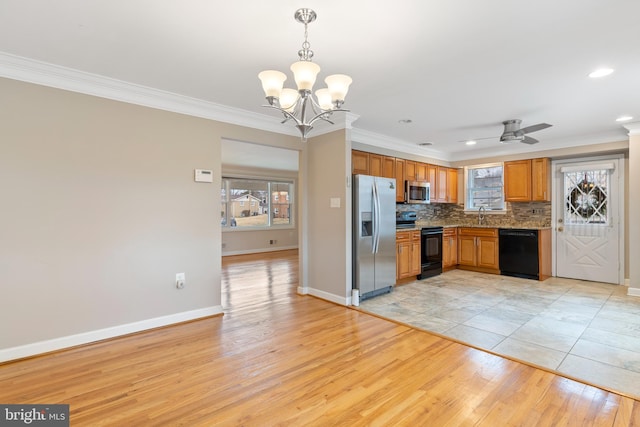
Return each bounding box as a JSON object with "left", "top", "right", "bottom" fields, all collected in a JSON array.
[{"left": 555, "top": 158, "right": 621, "bottom": 284}]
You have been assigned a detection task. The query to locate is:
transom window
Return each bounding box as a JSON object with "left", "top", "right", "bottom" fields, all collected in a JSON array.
[
  {"left": 464, "top": 163, "right": 505, "bottom": 211},
  {"left": 221, "top": 178, "right": 294, "bottom": 229}
]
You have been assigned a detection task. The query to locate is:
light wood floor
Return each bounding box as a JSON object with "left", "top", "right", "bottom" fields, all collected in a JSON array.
[{"left": 2, "top": 249, "right": 640, "bottom": 426}]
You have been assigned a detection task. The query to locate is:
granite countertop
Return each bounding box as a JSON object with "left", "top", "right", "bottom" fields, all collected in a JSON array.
[{"left": 413, "top": 222, "right": 551, "bottom": 230}]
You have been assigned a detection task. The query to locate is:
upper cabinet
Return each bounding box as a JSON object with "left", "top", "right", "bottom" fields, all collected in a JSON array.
[
  {"left": 504, "top": 158, "right": 550, "bottom": 202},
  {"left": 435, "top": 166, "right": 458, "bottom": 204},
  {"left": 531, "top": 158, "right": 551, "bottom": 201},
  {"left": 352, "top": 150, "right": 370, "bottom": 175},
  {"left": 405, "top": 160, "right": 417, "bottom": 181},
  {"left": 395, "top": 158, "right": 405, "bottom": 202},
  {"left": 351, "top": 150, "right": 457, "bottom": 204}
]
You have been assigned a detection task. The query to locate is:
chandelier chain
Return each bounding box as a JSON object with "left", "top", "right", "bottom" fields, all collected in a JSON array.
[{"left": 299, "top": 22, "right": 313, "bottom": 61}]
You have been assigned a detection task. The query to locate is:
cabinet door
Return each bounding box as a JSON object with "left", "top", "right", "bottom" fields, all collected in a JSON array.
[
  {"left": 504, "top": 160, "right": 532, "bottom": 201},
  {"left": 443, "top": 234, "right": 457, "bottom": 268},
  {"left": 447, "top": 167, "right": 458, "bottom": 203},
  {"left": 369, "top": 154, "right": 383, "bottom": 177},
  {"left": 531, "top": 158, "right": 551, "bottom": 201},
  {"left": 395, "top": 159, "right": 406, "bottom": 202},
  {"left": 411, "top": 240, "right": 422, "bottom": 276},
  {"left": 352, "top": 150, "right": 369, "bottom": 175},
  {"left": 382, "top": 156, "right": 396, "bottom": 179},
  {"left": 476, "top": 237, "right": 499, "bottom": 269},
  {"left": 436, "top": 167, "right": 448, "bottom": 202},
  {"left": 443, "top": 236, "right": 451, "bottom": 267},
  {"left": 405, "top": 160, "right": 417, "bottom": 181},
  {"left": 457, "top": 236, "right": 476, "bottom": 266},
  {"left": 397, "top": 241, "right": 411, "bottom": 279},
  {"left": 416, "top": 162, "right": 427, "bottom": 181},
  {"left": 427, "top": 165, "right": 438, "bottom": 203}
]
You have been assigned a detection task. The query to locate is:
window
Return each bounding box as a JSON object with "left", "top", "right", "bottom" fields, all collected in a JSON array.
[
  {"left": 221, "top": 178, "right": 294, "bottom": 228},
  {"left": 464, "top": 163, "right": 505, "bottom": 211}
]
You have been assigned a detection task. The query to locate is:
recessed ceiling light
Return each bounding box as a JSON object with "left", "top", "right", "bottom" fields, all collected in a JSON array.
[
  {"left": 398, "top": 119, "right": 413, "bottom": 124},
  {"left": 616, "top": 115, "right": 633, "bottom": 122},
  {"left": 465, "top": 140, "right": 477, "bottom": 146},
  {"left": 589, "top": 68, "right": 614, "bottom": 78}
]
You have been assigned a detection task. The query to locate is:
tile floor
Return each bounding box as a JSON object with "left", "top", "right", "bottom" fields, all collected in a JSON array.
[{"left": 359, "top": 269, "right": 640, "bottom": 399}]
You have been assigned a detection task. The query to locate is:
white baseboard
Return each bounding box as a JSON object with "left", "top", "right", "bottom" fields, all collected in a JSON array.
[
  {"left": 306, "top": 288, "right": 348, "bottom": 306},
  {"left": 627, "top": 287, "right": 640, "bottom": 297},
  {"left": 222, "top": 245, "right": 298, "bottom": 257},
  {"left": 0, "top": 306, "right": 223, "bottom": 363}
]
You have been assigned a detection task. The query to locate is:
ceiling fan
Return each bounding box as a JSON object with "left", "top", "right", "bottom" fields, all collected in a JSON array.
[
  {"left": 498, "top": 119, "right": 552, "bottom": 145},
  {"left": 463, "top": 119, "right": 553, "bottom": 145}
]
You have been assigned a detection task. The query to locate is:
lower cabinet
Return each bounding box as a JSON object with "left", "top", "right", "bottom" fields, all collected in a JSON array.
[
  {"left": 396, "top": 230, "right": 421, "bottom": 281},
  {"left": 442, "top": 227, "right": 457, "bottom": 270},
  {"left": 457, "top": 227, "right": 499, "bottom": 274}
]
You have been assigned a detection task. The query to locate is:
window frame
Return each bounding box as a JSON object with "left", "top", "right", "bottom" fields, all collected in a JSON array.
[
  {"left": 463, "top": 162, "right": 506, "bottom": 213},
  {"left": 221, "top": 177, "right": 295, "bottom": 231}
]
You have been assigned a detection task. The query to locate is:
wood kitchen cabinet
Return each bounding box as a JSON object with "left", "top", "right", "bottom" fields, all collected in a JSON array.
[
  {"left": 504, "top": 158, "right": 551, "bottom": 202},
  {"left": 352, "top": 150, "right": 369, "bottom": 175},
  {"left": 427, "top": 164, "right": 438, "bottom": 202},
  {"left": 416, "top": 162, "right": 428, "bottom": 181},
  {"left": 395, "top": 158, "right": 406, "bottom": 202},
  {"left": 435, "top": 166, "right": 457, "bottom": 203},
  {"left": 442, "top": 227, "right": 458, "bottom": 270},
  {"left": 405, "top": 160, "right": 417, "bottom": 181},
  {"left": 396, "top": 230, "right": 421, "bottom": 281},
  {"left": 457, "top": 227, "right": 499, "bottom": 274},
  {"left": 382, "top": 156, "right": 396, "bottom": 179},
  {"left": 369, "top": 153, "right": 383, "bottom": 177},
  {"left": 447, "top": 167, "right": 458, "bottom": 204},
  {"left": 531, "top": 158, "right": 551, "bottom": 201}
]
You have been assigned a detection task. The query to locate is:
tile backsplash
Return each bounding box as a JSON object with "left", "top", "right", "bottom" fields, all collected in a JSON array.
[{"left": 396, "top": 201, "right": 551, "bottom": 228}]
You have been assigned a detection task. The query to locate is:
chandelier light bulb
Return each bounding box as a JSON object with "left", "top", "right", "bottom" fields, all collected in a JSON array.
[
  {"left": 279, "top": 88, "right": 300, "bottom": 112},
  {"left": 314, "top": 88, "right": 333, "bottom": 111},
  {"left": 290, "top": 61, "right": 321, "bottom": 91},
  {"left": 258, "top": 70, "right": 287, "bottom": 98},
  {"left": 325, "top": 74, "right": 353, "bottom": 105}
]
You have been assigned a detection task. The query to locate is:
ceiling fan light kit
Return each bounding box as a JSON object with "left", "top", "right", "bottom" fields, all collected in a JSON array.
[
  {"left": 258, "top": 8, "right": 352, "bottom": 141},
  {"left": 499, "top": 119, "right": 552, "bottom": 145}
]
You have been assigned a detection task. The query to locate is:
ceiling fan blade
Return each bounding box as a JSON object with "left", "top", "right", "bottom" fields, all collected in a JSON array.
[
  {"left": 521, "top": 136, "right": 539, "bottom": 145},
  {"left": 457, "top": 135, "right": 498, "bottom": 143},
  {"left": 520, "top": 123, "right": 552, "bottom": 134}
]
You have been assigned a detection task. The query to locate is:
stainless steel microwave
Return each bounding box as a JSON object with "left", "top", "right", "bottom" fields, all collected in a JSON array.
[{"left": 405, "top": 180, "right": 430, "bottom": 204}]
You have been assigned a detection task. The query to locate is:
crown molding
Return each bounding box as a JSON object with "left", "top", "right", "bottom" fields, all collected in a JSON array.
[
  {"left": 623, "top": 121, "right": 640, "bottom": 135},
  {"left": 350, "top": 127, "right": 450, "bottom": 162},
  {"left": 0, "top": 51, "right": 305, "bottom": 137}
]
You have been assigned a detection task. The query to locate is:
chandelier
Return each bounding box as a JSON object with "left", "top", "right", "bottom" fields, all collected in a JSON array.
[{"left": 258, "top": 8, "right": 352, "bottom": 141}]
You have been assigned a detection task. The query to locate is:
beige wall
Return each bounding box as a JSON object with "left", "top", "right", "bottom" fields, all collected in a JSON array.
[
  {"left": 626, "top": 124, "right": 640, "bottom": 292},
  {"left": 304, "top": 129, "right": 351, "bottom": 303},
  {"left": 0, "top": 77, "right": 299, "bottom": 358}
]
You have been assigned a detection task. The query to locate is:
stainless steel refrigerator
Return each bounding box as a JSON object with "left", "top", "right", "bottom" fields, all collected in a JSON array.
[{"left": 353, "top": 174, "right": 397, "bottom": 301}]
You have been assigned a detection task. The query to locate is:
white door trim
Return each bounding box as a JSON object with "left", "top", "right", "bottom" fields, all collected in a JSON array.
[{"left": 551, "top": 154, "right": 625, "bottom": 284}]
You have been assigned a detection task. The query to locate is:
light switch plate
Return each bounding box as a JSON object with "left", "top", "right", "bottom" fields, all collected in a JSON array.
[{"left": 330, "top": 198, "right": 341, "bottom": 208}]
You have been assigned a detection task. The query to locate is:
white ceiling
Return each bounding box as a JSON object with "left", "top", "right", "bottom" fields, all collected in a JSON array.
[{"left": 0, "top": 0, "right": 638, "bottom": 165}]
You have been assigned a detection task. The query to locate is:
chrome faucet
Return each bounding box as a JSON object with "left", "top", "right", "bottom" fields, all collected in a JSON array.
[{"left": 478, "top": 206, "right": 486, "bottom": 225}]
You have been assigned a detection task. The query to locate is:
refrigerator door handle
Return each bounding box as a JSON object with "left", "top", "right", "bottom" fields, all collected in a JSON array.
[{"left": 372, "top": 179, "right": 381, "bottom": 254}]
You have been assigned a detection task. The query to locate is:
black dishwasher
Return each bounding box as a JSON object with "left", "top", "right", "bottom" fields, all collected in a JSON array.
[{"left": 498, "top": 229, "right": 539, "bottom": 280}]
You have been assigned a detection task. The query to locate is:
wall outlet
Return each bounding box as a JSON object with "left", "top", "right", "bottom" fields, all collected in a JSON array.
[{"left": 176, "top": 272, "right": 186, "bottom": 289}]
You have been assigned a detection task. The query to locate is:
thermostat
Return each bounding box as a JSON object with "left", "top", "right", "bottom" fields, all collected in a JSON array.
[{"left": 194, "top": 169, "right": 213, "bottom": 183}]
